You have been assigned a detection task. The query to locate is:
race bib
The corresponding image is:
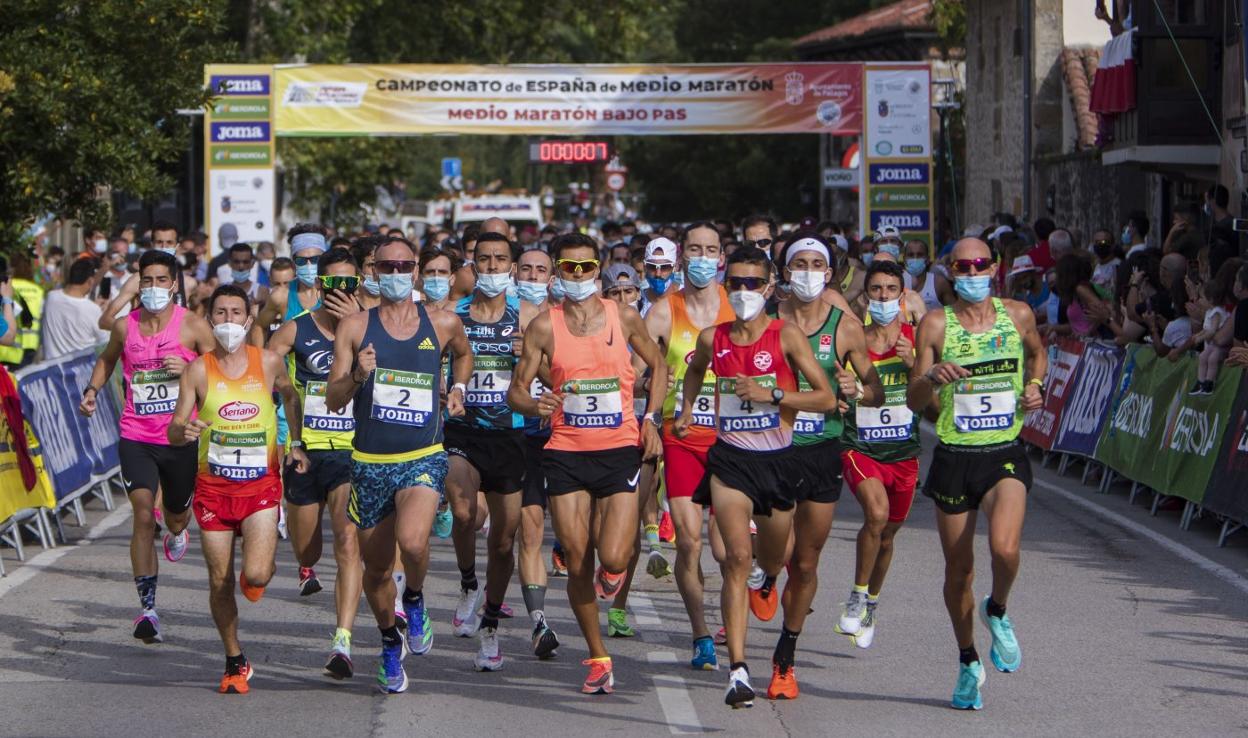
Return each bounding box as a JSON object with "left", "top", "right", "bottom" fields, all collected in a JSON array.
[
  {"left": 717, "top": 374, "right": 780, "bottom": 433},
  {"left": 131, "top": 368, "right": 179, "bottom": 416},
  {"left": 561, "top": 377, "right": 623, "bottom": 428},
  {"left": 466, "top": 355, "right": 512, "bottom": 407},
  {"left": 529, "top": 376, "right": 545, "bottom": 400},
  {"left": 207, "top": 429, "right": 269, "bottom": 480},
  {"left": 855, "top": 400, "right": 913, "bottom": 442},
  {"left": 793, "top": 377, "right": 823, "bottom": 435},
  {"left": 371, "top": 368, "right": 435, "bottom": 427},
  {"left": 952, "top": 378, "right": 1017, "bottom": 433},
  {"left": 303, "top": 380, "right": 354, "bottom": 432},
  {"left": 675, "top": 379, "right": 717, "bottom": 427}
]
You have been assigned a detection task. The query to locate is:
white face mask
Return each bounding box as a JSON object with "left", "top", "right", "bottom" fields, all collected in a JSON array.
[
  {"left": 788, "top": 270, "right": 827, "bottom": 302},
  {"left": 212, "top": 321, "right": 248, "bottom": 353},
  {"left": 93, "top": 238, "right": 107, "bottom": 254},
  {"left": 728, "top": 290, "right": 766, "bottom": 321}
]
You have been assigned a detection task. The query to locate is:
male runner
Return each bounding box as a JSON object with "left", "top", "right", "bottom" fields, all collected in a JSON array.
[
  {"left": 80, "top": 250, "right": 214, "bottom": 643},
  {"left": 770, "top": 235, "right": 882, "bottom": 700},
  {"left": 676, "top": 245, "right": 842, "bottom": 708},
  {"left": 255, "top": 224, "right": 329, "bottom": 332},
  {"left": 167, "top": 284, "right": 310, "bottom": 693},
  {"left": 325, "top": 238, "right": 473, "bottom": 694},
  {"left": 640, "top": 221, "right": 734, "bottom": 670},
  {"left": 444, "top": 231, "right": 526, "bottom": 670},
  {"left": 907, "top": 238, "right": 1046, "bottom": 710},
  {"left": 508, "top": 232, "right": 667, "bottom": 695},
  {"left": 640, "top": 237, "right": 678, "bottom": 313},
  {"left": 834, "top": 260, "right": 923, "bottom": 651},
  {"left": 265, "top": 248, "right": 364, "bottom": 678}
]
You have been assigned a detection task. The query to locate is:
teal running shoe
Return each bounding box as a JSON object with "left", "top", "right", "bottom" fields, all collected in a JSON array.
[
  {"left": 405, "top": 596, "right": 434, "bottom": 655},
  {"left": 980, "top": 597, "right": 1021, "bottom": 672},
  {"left": 950, "top": 661, "right": 985, "bottom": 710},
  {"left": 433, "top": 506, "right": 453, "bottom": 539},
  {"left": 691, "top": 636, "right": 718, "bottom": 670}
]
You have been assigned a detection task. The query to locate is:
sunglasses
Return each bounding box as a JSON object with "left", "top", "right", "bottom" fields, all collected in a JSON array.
[
  {"left": 747, "top": 238, "right": 774, "bottom": 250},
  {"left": 375, "top": 260, "right": 417, "bottom": 275},
  {"left": 726, "top": 276, "right": 768, "bottom": 291},
  {"left": 318, "top": 275, "right": 360, "bottom": 292},
  {"left": 1092, "top": 240, "right": 1112, "bottom": 248},
  {"left": 293, "top": 255, "right": 321, "bottom": 267},
  {"left": 556, "top": 258, "right": 600, "bottom": 275},
  {"left": 951, "top": 258, "right": 994, "bottom": 275}
]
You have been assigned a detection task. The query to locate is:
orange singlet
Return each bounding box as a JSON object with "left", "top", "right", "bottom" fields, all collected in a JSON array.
[{"left": 546, "top": 298, "right": 638, "bottom": 452}]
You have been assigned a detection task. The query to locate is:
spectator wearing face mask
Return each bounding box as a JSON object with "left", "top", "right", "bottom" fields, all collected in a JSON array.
[{"left": 1089, "top": 229, "right": 1122, "bottom": 296}]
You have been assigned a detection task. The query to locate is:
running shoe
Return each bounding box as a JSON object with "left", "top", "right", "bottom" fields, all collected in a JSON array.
[
  {"left": 394, "top": 609, "right": 408, "bottom": 636},
  {"left": 658, "top": 511, "right": 675, "bottom": 542},
  {"left": 132, "top": 609, "right": 162, "bottom": 644},
  {"left": 405, "top": 597, "right": 434, "bottom": 655},
  {"left": 581, "top": 657, "right": 614, "bottom": 695},
  {"left": 746, "top": 562, "right": 766, "bottom": 591},
  {"left": 162, "top": 529, "right": 189, "bottom": 562},
  {"left": 433, "top": 506, "right": 453, "bottom": 539},
  {"left": 550, "top": 548, "right": 568, "bottom": 577},
  {"left": 980, "top": 596, "right": 1021, "bottom": 672},
  {"left": 239, "top": 571, "right": 265, "bottom": 603},
  {"left": 531, "top": 617, "right": 560, "bottom": 660},
  {"left": 298, "top": 567, "right": 322, "bottom": 597},
  {"left": 453, "top": 587, "right": 483, "bottom": 637},
  {"left": 219, "top": 660, "right": 254, "bottom": 694},
  {"left": 713, "top": 626, "right": 727, "bottom": 646},
  {"left": 607, "top": 607, "right": 635, "bottom": 638},
  {"left": 766, "top": 662, "right": 798, "bottom": 700},
  {"left": 749, "top": 583, "right": 778, "bottom": 622},
  {"left": 691, "top": 636, "right": 718, "bottom": 670},
  {"left": 852, "top": 600, "right": 877, "bottom": 649},
  {"left": 499, "top": 602, "right": 514, "bottom": 619},
  {"left": 325, "top": 632, "right": 353, "bottom": 680},
  {"left": 646, "top": 549, "right": 673, "bottom": 579},
  {"left": 950, "top": 660, "right": 985, "bottom": 710},
  {"left": 377, "top": 641, "right": 408, "bottom": 694},
  {"left": 474, "top": 627, "right": 504, "bottom": 672},
  {"left": 594, "top": 566, "right": 625, "bottom": 601},
  {"left": 836, "top": 590, "right": 868, "bottom": 636},
  {"left": 724, "top": 666, "right": 755, "bottom": 708}
]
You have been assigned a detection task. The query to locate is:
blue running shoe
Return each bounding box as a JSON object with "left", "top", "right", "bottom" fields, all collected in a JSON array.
[
  {"left": 405, "top": 597, "right": 434, "bottom": 656},
  {"left": 950, "top": 661, "right": 985, "bottom": 710},
  {"left": 691, "top": 636, "right": 719, "bottom": 671},
  {"left": 433, "top": 507, "right": 453, "bottom": 540},
  {"left": 979, "top": 597, "right": 1021, "bottom": 672},
  {"left": 377, "top": 641, "right": 408, "bottom": 694}
]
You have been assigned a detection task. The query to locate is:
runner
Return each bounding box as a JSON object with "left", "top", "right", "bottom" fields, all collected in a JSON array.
[
  {"left": 443, "top": 231, "right": 526, "bottom": 671},
  {"left": 640, "top": 221, "right": 735, "bottom": 670},
  {"left": 507, "top": 233, "right": 667, "bottom": 695},
  {"left": 351, "top": 235, "right": 384, "bottom": 310},
  {"left": 166, "top": 284, "right": 310, "bottom": 694},
  {"left": 79, "top": 250, "right": 215, "bottom": 644},
  {"left": 770, "top": 235, "right": 883, "bottom": 700},
  {"left": 904, "top": 238, "right": 954, "bottom": 310},
  {"left": 907, "top": 237, "right": 1046, "bottom": 710},
  {"left": 640, "top": 237, "right": 678, "bottom": 313},
  {"left": 676, "top": 244, "right": 840, "bottom": 709},
  {"left": 264, "top": 248, "right": 365, "bottom": 678},
  {"left": 254, "top": 224, "right": 328, "bottom": 333},
  {"left": 325, "top": 238, "right": 473, "bottom": 694},
  {"left": 833, "top": 260, "right": 923, "bottom": 652},
  {"left": 224, "top": 243, "right": 269, "bottom": 307},
  {"left": 418, "top": 247, "right": 459, "bottom": 310}
]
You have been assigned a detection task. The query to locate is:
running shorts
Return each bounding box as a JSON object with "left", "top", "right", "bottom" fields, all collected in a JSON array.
[
  {"left": 842, "top": 450, "right": 919, "bottom": 523},
  {"left": 662, "top": 437, "right": 710, "bottom": 500},
  {"left": 790, "top": 438, "right": 844, "bottom": 504},
  {"left": 193, "top": 476, "right": 281, "bottom": 534},
  {"left": 922, "top": 440, "right": 1032, "bottom": 515},
  {"left": 522, "top": 434, "right": 548, "bottom": 508},
  {"left": 119, "top": 438, "right": 198, "bottom": 514},
  {"left": 284, "top": 449, "right": 352, "bottom": 506},
  {"left": 692, "top": 441, "right": 799, "bottom": 517},
  {"left": 445, "top": 426, "right": 526, "bottom": 494},
  {"left": 542, "top": 446, "right": 641, "bottom": 499},
  {"left": 349, "top": 448, "right": 448, "bottom": 529}
]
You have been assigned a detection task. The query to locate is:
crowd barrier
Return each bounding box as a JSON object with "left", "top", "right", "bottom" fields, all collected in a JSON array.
[{"left": 1022, "top": 338, "right": 1248, "bottom": 546}]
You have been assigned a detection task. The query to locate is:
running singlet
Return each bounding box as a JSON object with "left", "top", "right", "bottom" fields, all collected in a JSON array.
[
  {"left": 842, "top": 323, "right": 921, "bottom": 461},
  {"left": 285, "top": 281, "right": 320, "bottom": 321},
  {"left": 793, "top": 305, "right": 844, "bottom": 446},
  {"left": 710, "top": 319, "right": 798, "bottom": 452},
  {"left": 289, "top": 311, "right": 354, "bottom": 450},
  {"left": 448, "top": 294, "right": 523, "bottom": 431},
  {"left": 661, "top": 289, "right": 734, "bottom": 444},
  {"left": 936, "top": 299, "right": 1024, "bottom": 446},
  {"left": 352, "top": 304, "right": 444, "bottom": 458},
  {"left": 546, "top": 298, "right": 638, "bottom": 452},
  {"left": 197, "top": 346, "right": 279, "bottom": 491},
  {"left": 120, "top": 306, "right": 199, "bottom": 444}
]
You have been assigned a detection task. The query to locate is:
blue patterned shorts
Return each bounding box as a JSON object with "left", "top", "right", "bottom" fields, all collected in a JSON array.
[{"left": 348, "top": 450, "right": 447, "bottom": 529}]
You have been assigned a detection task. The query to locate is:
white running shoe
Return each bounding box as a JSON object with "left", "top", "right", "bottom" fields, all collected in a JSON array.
[
  {"left": 836, "top": 590, "right": 868, "bottom": 636},
  {"left": 276, "top": 504, "right": 288, "bottom": 540},
  {"left": 724, "top": 666, "right": 755, "bottom": 708},
  {"left": 852, "top": 600, "right": 877, "bottom": 648},
  {"left": 474, "top": 627, "right": 504, "bottom": 671},
  {"left": 453, "top": 587, "right": 484, "bottom": 637},
  {"left": 162, "top": 529, "right": 189, "bottom": 562},
  {"left": 747, "top": 562, "right": 766, "bottom": 591}
]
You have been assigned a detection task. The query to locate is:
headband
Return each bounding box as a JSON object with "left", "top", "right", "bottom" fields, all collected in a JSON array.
[
  {"left": 785, "top": 237, "right": 831, "bottom": 266},
  {"left": 290, "top": 232, "right": 328, "bottom": 254}
]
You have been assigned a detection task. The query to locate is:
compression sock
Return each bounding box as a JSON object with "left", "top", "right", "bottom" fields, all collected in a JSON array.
[
  {"left": 380, "top": 625, "right": 403, "bottom": 648},
  {"left": 459, "top": 564, "right": 478, "bottom": 592},
  {"left": 644, "top": 524, "right": 660, "bottom": 551},
  {"left": 772, "top": 627, "right": 800, "bottom": 670},
  {"left": 481, "top": 600, "right": 503, "bottom": 631},
  {"left": 522, "top": 584, "right": 547, "bottom": 621},
  {"left": 402, "top": 587, "right": 423, "bottom": 607},
  {"left": 959, "top": 646, "right": 980, "bottom": 666},
  {"left": 986, "top": 597, "right": 1006, "bottom": 619},
  {"left": 135, "top": 575, "right": 157, "bottom": 611}
]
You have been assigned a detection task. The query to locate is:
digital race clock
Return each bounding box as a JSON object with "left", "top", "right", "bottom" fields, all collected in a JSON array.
[{"left": 528, "top": 140, "right": 613, "bottom": 164}]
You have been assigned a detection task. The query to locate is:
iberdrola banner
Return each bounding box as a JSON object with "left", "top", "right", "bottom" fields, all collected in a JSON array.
[{"left": 273, "top": 63, "right": 864, "bottom": 136}]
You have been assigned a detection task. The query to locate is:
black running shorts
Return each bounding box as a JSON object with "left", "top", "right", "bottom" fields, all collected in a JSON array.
[
  {"left": 445, "top": 425, "right": 526, "bottom": 494},
  {"left": 542, "top": 446, "right": 641, "bottom": 499},
  {"left": 692, "top": 441, "right": 799, "bottom": 516},
  {"left": 922, "top": 440, "right": 1032, "bottom": 514},
  {"left": 118, "top": 438, "right": 198, "bottom": 514}
]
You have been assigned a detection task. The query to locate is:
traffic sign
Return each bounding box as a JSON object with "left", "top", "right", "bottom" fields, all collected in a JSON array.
[
  {"left": 606, "top": 172, "right": 626, "bottom": 192},
  {"left": 441, "top": 157, "right": 462, "bottom": 178},
  {"left": 439, "top": 174, "right": 463, "bottom": 191},
  {"left": 822, "top": 167, "right": 859, "bottom": 189}
]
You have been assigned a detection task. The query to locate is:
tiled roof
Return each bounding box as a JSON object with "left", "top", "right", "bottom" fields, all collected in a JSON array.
[
  {"left": 1061, "top": 46, "right": 1102, "bottom": 150},
  {"left": 794, "top": 0, "right": 932, "bottom": 48}
]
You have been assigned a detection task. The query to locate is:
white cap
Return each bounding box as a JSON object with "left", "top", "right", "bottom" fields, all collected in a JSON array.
[
  {"left": 875, "top": 224, "right": 903, "bottom": 244},
  {"left": 1007, "top": 254, "right": 1038, "bottom": 278},
  {"left": 830, "top": 234, "right": 849, "bottom": 252},
  {"left": 988, "top": 225, "right": 1013, "bottom": 241},
  {"left": 644, "top": 237, "right": 677, "bottom": 265}
]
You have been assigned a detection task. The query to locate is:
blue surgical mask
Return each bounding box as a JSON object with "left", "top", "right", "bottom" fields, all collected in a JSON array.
[
  {"left": 363, "top": 276, "right": 380, "bottom": 296},
  {"left": 475, "top": 272, "right": 512, "bottom": 298},
  {"left": 646, "top": 274, "right": 673, "bottom": 295},
  {"left": 1121, "top": 227, "right": 1132, "bottom": 246},
  {"left": 296, "top": 263, "right": 318, "bottom": 287},
  {"left": 549, "top": 278, "right": 566, "bottom": 301},
  {"left": 517, "top": 280, "right": 548, "bottom": 305},
  {"left": 379, "top": 273, "right": 414, "bottom": 302},
  {"left": 954, "top": 275, "right": 992, "bottom": 303},
  {"left": 685, "top": 256, "right": 719, "bottom": 288},
  {"left": 558, "top": 276, "right": 598, "bottom": 302},
  {"left": 868, "top": 298, "right": 900, "bottom": 325},
  {"left": 231, "top": 268, "right": 251, "bottom": 284},
  {"left": 673, "top": 270, "right": 686, "bottom": 289},
  {"left": 904, "top": 258, "right": 927, "bottom": 276},
  {"left": 158, "top": 247, "right": 178, "bottom": 257},
  {"left": 878, "top": 243, "right": 901, "bottom": 259},
  {"left": 422, "top": 276, "right": 450, "bottom": 302},
  {"left": 862, "top": 253, "right": 875, "bottom": 267},
  {"left": 140, "top": 287, "right": 172, "bottom": 313}
]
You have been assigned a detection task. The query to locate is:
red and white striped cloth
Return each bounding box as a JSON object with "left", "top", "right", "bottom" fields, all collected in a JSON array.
[{"left": 1090, "top": 29, "right": 1136, "bottom": 113}]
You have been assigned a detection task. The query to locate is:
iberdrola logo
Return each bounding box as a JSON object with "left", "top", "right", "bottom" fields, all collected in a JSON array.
[{"left": 377, "top": 370, "right": 394, "bottom": 383}]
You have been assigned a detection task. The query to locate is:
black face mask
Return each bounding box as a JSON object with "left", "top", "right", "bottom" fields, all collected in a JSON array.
[{"left": 1093, "top": 242, "right": 1112, "bottom": 259}]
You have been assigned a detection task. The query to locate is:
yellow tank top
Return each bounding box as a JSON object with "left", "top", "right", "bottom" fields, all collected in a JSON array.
[
  {"left": 198, "top": 345, "right": 280, "bottom": 492},
  {"left": 661, "top": 289, "right": 735, "bottom": 448}
]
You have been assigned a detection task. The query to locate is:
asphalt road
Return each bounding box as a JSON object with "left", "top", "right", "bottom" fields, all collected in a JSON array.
[{"left": 1, "top": 435, "right": 1245, "bottom": 738}]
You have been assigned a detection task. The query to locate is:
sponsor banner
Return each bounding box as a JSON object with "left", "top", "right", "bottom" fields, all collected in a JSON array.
[
  {"left": 205, "top": 64, "right": 276, "bottom": 251},
  {"left": 211, "top": 97, "right": 272, "bottom": 120},
  {"left": 1095, "top": 345, "right": 1182, "bottom": 492},
  {"left": 273, "top": 63, "right": 864, "bottom": 135},
  {"left": 210, "top": 121, "right": 272, "bottom": 143},
  {"left": 1021, "top": 338, "right": 1085, "bottom": 449},
  {"left": 867, "top": 162, "right": 930, "bottom": 185},
  {"left": 210, "top": 144, "right": 273, "bottom": 167},
  {"left": 208, "top": 168, "right": 276, "bottom": 246},
  {"left": 869, "top": 186, "right": 930, "bottom": 209},
  {"left": 864, "top": 67, "right": 932, "bottom": 159},
  {"left": 1053, "top": 341, "right": 1124, "bottom": 456},
  {"left": 869, "top": 209, "right": 930, "bottom": 233},
  {"left": 208, "top": 74, "right": 270, "bottom": 96},
  {"left": 1202, "top": 370, "right": 1248, "bottom": 522}
]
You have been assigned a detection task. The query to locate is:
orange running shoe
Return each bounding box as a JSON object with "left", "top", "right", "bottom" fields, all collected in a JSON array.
[
  {"left": 550, "top": 548, "right": 568, "bottom": 577},
  {"left": 658, "top": 511, "right": 675, "bottom": 543},
  {"left": 767, "top": 662, "right": 798, "bottom": 700},
  {"left": 582, "top": 657, "right": 614, "bottom": 694},
  {"left": 594, "top": 566, "right": 625, "bottom": 601},
  {"left": 240, "top": 572, "right": 265, "bottom": 603},
  {"left": 750, "top": 584, "right": 778, "bottom": 622},
  {"left": 219, "top": 662, "right": 254, "bottom": 694}
]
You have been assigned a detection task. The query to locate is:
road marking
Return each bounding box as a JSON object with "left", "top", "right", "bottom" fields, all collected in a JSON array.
[
  {"left": 1033, "top": 478, "right": 1248, "bottom": 596},
  {"left": 0, "top": 506, "right": 131, "bottom": 599},
  {"left": 647, "top": 652, "right": 703, "bottom": 734},
  {"left": 629, "top": 593, "right": 662, "bottom": 625}
]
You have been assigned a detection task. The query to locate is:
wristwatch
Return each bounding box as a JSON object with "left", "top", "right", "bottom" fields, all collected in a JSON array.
[
  {"left": 1028, "top": 377, "right": 1045, "bottom": 394},
  {"left": 451, "top": 382, "right": 467, "bottom": 396},
  {"left": 82, "top": 385, "right": 99, "bottom": 397},
  {"left": 646, "top": 411, "right": 662, "bottom": 427},
  {"left": 770, "top": 387, "right": 785, "bottom": 406},
  {"left": 289, "top": 440, "right": 306, "bottom": 450}
]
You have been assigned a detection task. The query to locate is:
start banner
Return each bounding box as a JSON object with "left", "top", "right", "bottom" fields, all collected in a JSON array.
[
  {"left": 1021, "top": 337, "right": 1085, "bottom": 449},
  {"left": 272, "top": 63, "right": 864, "bottom": 136}
]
